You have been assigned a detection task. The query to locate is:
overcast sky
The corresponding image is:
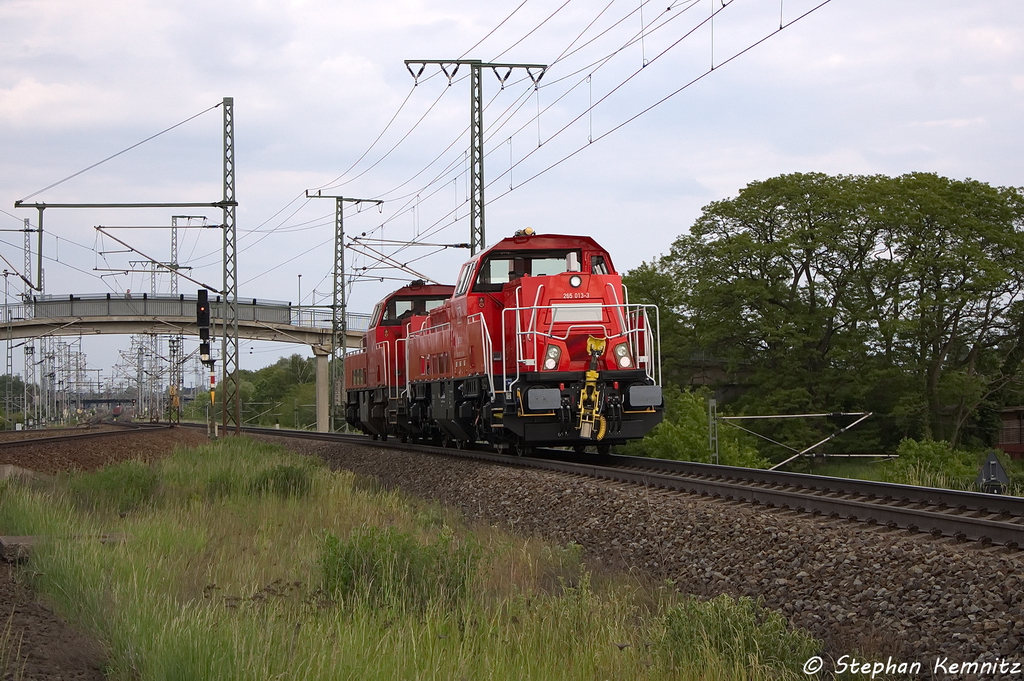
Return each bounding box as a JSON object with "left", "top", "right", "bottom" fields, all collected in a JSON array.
[{"left": 1, "top": 0, "right": 1022, "bottom": 379}]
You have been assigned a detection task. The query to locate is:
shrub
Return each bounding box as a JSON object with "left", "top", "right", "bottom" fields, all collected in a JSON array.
[
  {"left": 661, "top": 594, "right": 820, "bottom": 675},
  {"left": 621, "top": 385, "right": 768, "bottom": 468},
  {"left": 247, "top": 464, "right": 312, "bottom": 498},
  {"left": 67, "top": 460, "right": 159, "bottom": 513},
  {"left": 319, "top": 525, "right": 481, "bottom": 611},
  {"left": 883, "top": 438, "right": 977, "bottom": 488}
]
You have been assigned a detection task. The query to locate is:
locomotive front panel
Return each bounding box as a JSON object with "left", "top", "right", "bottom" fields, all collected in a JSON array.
[{"left": 461, "top": 232, "right": 663, "bottom": 451}]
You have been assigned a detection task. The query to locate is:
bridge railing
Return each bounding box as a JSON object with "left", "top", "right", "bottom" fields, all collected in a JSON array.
[{"left": 0, "top": 294, "right": 371, "bottom": 333}]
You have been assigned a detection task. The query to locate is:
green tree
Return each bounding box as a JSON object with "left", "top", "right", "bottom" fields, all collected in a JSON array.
[
  {"left": 246, "top": 354, "right": 318, "bottom": 425},
  {"left": 628, "top": 172, "right": 1024, "bottom": 455},
  {"left": 620, "top": 386, "right": 767, "bottom": 468},
  {"left": 0, "top": 374, "right": 28, "bottom": 429}
]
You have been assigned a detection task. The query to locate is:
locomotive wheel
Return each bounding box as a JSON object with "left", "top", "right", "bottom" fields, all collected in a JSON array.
[
  {"left": 597, "top": 443, "right": 611, "bottom": 455},
  {"left": 371, "top": 433, "right": 379, "bottom": 441},
  {"left": 572, "top": 444, "right": 587, "bottom": 454},
  {"left": 514, "top": 442, "right": 533, "bottom": 457}
]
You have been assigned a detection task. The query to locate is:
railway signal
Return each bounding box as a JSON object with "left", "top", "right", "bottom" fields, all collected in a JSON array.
[
  {"left": 196, "top": 288, "right": 210, "bottom": 328},
  {"left": 197, "top": 289, "right": 213, "bottom": 366}
]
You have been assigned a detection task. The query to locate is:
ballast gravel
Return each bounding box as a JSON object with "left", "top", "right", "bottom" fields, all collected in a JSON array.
[{"left": 265, "top": 436, "right": 1024, "bottom": 672}]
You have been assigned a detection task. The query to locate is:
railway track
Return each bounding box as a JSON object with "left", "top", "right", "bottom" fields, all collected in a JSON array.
[
  {"left": 200, "top": 424, "right": 1024, "bottom": 550},
  {"left": 0, "top": 422, "right": 171, "bottom": 450}
]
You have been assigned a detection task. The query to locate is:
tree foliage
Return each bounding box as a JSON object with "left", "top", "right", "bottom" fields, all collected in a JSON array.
[
  {"left": 620, "top": 385, "right": 768, "bottom": 468},
  {"left": 242, "top": 354, "right": 319, "bottom": 428},
  {"left": 183, "top": 354, "right": 318, "bottom": 427},
  {"left": 627, "top": 172, "right": 1024, "bottom": 453}
]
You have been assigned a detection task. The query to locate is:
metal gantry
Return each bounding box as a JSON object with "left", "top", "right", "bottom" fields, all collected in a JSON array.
[
  {"left": 404, "top": 59, "right": 546, "bottom": 255},
  {"left": 305, "top": 191, "right": 383, "bottom": 431},
  {"left": 220, "top": 97, "right": 241, "bottom": 434},
  {"left": 14, "top": 96, "right": 238, "bottom": 431}
]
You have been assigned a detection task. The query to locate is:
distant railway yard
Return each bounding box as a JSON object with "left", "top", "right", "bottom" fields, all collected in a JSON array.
[{"left": 1, "top": 425, "right": 1021, "bottom": 678}]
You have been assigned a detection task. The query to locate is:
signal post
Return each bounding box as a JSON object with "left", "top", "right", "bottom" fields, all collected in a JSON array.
[{"left": 197, "top": 289, "right": 217, "bottom": 438}]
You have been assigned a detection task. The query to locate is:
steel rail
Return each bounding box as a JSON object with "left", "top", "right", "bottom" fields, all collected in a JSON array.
[
  {"left": 584, "top": 453, "right": 1024, "bottom": 518},
  {"left": 517, "top": 456, "right": 1023, "bottom": 549},
  {"left": 0, "top": 423, "right": 171, "bottom": 449}
]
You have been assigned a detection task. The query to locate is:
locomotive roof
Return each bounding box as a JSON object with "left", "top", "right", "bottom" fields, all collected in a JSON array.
[
  {"left": 378, "top": 281, "right": 455, "bottom": 303},
  {"left": 485, "top": 233, "right": 609, "bottom": 254}
]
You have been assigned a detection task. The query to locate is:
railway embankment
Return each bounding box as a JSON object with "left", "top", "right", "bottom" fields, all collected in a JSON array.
[{"left": 268, "top": 436, "right": 1024, "bottom": 671}]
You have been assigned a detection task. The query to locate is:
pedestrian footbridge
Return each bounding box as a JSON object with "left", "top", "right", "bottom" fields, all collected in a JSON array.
[
  {"left": 3, "top": 293, "right": 373, "bottom": 433},
  {"left": 1, "top": 293, "right": 369, "bottom": 350}
]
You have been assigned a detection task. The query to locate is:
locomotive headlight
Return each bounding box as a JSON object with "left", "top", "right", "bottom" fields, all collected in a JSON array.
[
  {"left": 543, "top": 344, "right": 562, "bottom": 370},
  {"left": 569, "top": 275, "right": 582, "bottom": 288},
  {"left": 613, "top": 343, "right": 633, "bottom": 368}
]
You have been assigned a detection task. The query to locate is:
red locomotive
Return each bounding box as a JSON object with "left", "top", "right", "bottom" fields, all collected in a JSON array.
[
  {"left": 345, "top": 229, "right": 663, "bottom": 453},
  {"left": 344, "top": 280, "right": 454, "bottom": 440}
]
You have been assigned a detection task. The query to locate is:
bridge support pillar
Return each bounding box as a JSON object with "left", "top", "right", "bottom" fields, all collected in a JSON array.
[{"left": 312, "top": 345, "right": 330, "bottom": 433}]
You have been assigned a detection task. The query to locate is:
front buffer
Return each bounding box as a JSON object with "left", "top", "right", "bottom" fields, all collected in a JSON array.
[{"left": 498, "top": 368, "right": 663, "bottom": 450}]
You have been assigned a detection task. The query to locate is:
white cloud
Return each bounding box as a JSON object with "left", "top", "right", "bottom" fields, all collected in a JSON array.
[
  {"left": 2, "top": 0, "right": 1023, "bottom": 372},
  {"left": 912, "top": 118, "right": 987, "bottom": 129},
  {"left": 0, "top": 78, "right": 133, "bottom": 128}
]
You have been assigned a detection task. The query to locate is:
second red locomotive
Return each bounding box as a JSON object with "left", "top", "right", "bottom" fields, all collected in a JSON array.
[{"left": 345, "top": 229, "right": 663, "bottom": 453}]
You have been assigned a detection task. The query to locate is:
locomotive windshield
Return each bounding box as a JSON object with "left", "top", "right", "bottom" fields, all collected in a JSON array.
[
  {"left": 379, "top": 296, "right": 448, "bottom": 325},
  {"left": 471, "top": 249, "right": 582, "bottom": 293}
]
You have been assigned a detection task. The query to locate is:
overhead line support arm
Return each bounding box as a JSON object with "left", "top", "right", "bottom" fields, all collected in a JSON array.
[
  {"left": 404, "top": 58, "right": 547, "bottom": 255},
  {"left": 304, "top": 190, "right": 383, "bottom": 432}
]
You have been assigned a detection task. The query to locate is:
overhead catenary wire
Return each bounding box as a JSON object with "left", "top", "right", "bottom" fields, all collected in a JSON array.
[
  {"left": 335, "top": 0, "right": 710, "bottom": 264},
  {"left": 198, "top": 1, "right": 677, "bottom": 274},
  {"left": 489, "top": 0, "right": 577, "bottom": 62},
  {"left": 17, "top": 101, "right": 223, "bottom": 203},
  {"left": 200, "top": 75, "right": 463, "bottom": 267},
  {"left": 354, "top": 0, "right": 832, "bottom": 274},
  {"left": 15, "top": 1, "right": 837, "bottom": 308},
  {"left": 320, "top": 0, "right": 537, "bottom": 192},
  {"left": 459, "top": 0, "right": 533, "bottom": 59},
  {"left": 224, "top": 2, "right": 583, "bottom": 268},
  {"left": 485, "top": 0, "right": 836, "bottom": 203}
]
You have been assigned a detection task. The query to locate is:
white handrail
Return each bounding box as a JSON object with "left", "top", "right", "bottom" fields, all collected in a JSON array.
[
  {"left": 500, "top": 302, "right": 660, "bottom": 384},
  {"left": 417, "top": 301, "right": 660, "bottom": 393}
]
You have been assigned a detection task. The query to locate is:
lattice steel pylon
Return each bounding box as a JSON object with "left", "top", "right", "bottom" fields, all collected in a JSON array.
[
  {"left": 168, "top": 217, "right": 184, "bottom": 424},
  {"left": 220, "top": 96, "right": 241, "bottom": 433},
  {"left": 22, "top": 344, "right": 35, "bottom": 428},
  {"left": 305, "top": 191, "right": 383, "bottom": 431},
  {"left": 168, "top": 336, "right": 182, "bottom": 424},
  {"left": 404, "top": 59, "right": 546, "bottom": 254},
  {"left": 468, "top": 63, "right": 484, "bottom": 254}
]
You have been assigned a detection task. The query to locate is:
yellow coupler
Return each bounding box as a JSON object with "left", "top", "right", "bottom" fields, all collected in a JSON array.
[{"left": 577, "top": 337, "right": 608, "bottom": 440}]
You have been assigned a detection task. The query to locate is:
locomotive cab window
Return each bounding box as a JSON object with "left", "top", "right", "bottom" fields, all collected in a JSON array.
[
  {"left": 472, "top": 250, "right": 582, "bottom": 293},
  {"left": 454, "top": 261, "right": 477, "bottom": 296},
  {"left": 380, "top": 296, "right": 449, "bottom": 325},
  {"left": 591, "top": 255, "right": 610, "bottom": 275}
]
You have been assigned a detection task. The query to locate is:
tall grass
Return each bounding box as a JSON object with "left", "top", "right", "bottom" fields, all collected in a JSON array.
[
  {"left": 0, "top": 437, "right": 820, "bottom": 680},
  {"left": 2, "top": 605, "right": 26, "bottom": 681},
  {"left": 813, "top": 458, "right": 1024, "bottom": 497}
]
